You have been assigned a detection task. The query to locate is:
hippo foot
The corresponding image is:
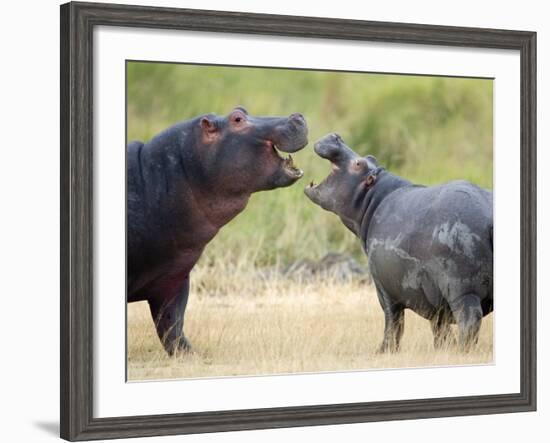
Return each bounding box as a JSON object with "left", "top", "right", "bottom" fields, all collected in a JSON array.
[
  {"left": 177, "top": 336, "right": 193, "bottom": 354},
  {"left": 376, "top": 342, "right": 399, "bottom": 354},
  {"left": 456, "top": 337, "right": 479, "bottom": 354},
  {"left": 166, "top": 336, "right": 193, "bottom": 357},
  {"left": 432, "top": 328, "right": 457, "bottom": 349},
  {"left": 433, "top": 336, "right": 457, "bottom": 350}
]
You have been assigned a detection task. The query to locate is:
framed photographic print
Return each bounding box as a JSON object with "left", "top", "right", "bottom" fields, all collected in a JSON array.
[{"left": 60, "top": 1, "right": 536, "bottom": 441}]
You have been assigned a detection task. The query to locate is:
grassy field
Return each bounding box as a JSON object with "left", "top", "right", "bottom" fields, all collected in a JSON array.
[
  {"left": 128, "top": 273, "right": 493, "bottom": 380},
  {"left": 126, "top": 62, "right": 494, "bottom": 380}
]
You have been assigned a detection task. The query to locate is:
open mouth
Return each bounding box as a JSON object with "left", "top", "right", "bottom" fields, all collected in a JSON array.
[
  {"left": 306, "top": 161, "right": 338, "bottom": 190},
  {"left": 272, "top": 145, "right": 304, "bottom": 179},
  {"left": 304, "top": 177, "right": 321, "bottom": 202},
  {"left": 306, "top": 180, "right": 318, "bottom": 190}
]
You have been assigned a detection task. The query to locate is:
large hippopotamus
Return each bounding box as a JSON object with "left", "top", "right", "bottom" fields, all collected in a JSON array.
[
  {"left": 304, "top": 133, "right": 493, "bottom": 351},
  {"left": 128, "top": 107, "right": 308, "bottom": 355}
]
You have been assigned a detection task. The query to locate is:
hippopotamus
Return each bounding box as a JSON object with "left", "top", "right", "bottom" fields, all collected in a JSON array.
[
  {"left": 304, "top": 133, "right": 493, "bottom": 351},
  {"left": 127, "top": 107, "right": 308, "bottom": 355}
]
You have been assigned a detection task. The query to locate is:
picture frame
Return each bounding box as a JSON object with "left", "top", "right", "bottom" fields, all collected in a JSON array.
[{"left": 60, "top": 1, "right": 537, "bottom": 441}]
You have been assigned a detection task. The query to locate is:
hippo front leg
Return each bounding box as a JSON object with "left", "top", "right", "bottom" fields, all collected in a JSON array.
[
  {"left": 375, "top": 284, "right": 405, "bottom": 353},
  {"left": 148, "top": 276, "right": 191, "bottom": 356},
  {"left": 449, "top": 293, "right": 483, "bottom": 351},
  {"left": 379, "top": 307, "right": 405, "bottom": 353}
]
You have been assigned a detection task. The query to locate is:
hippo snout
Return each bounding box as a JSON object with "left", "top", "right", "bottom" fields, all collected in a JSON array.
[
  {"left": 274, "top": 114, "right": 309, "bottom": 153},
  {"left": 289, "top": 112, "right": 306, "bottom": 124},
  {"left": 314, "top": 133, "right": 356, "bottom": 163},
  {"left": 314, "top": 133, "right": 343, "bottom": 160}
]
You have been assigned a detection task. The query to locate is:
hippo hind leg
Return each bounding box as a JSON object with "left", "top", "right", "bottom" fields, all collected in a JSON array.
[
  {"left": 375, "top": 284, "right": 405, "bottom": 353},
  {"left": 148, "top": 276, "right": 191, "bottom": 356},
  {"left": 449, "top": 293, "right": 483, "bottom": 351},
  {"left": 430, "top": 307, "right": 455, "bottom": 349}
]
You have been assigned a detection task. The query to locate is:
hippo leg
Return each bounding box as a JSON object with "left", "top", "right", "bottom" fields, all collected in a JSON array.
[
  {"left": 148, "top": 276, "right": 191, "bottom": 356},
  {"left": 375, "top": 284, "right": 404, "bottom": 353},
  {"left": 380, "top": 306, "right": 405, "bottom": 353},
  {"left": 430, "top": 308, "right": 455, "bottom": 349},
  {"left": 449, "top": 293, "right": 483, "bottom": 351}
]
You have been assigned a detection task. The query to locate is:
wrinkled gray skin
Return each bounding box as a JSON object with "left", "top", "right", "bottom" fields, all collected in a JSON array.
[{"left": 305, "top": 133, "right": 493, "bottom": 351}]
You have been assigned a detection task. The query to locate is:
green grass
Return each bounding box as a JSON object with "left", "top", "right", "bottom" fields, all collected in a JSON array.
[{"left": 127, "top": 62, "right": 493, "bottom": 266}]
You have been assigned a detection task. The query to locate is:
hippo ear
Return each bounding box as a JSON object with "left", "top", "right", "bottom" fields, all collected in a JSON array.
[
  {"left": 365, "top": 155, "right": 379, "bottom": 169},
  {"left": 233, "top": 106, "right": 249, "bottom": 115},
  {"left": 200, "top": 116, "right": 217, "bottom": 134},
  {"left": 361, "top": 172, "right": 378, "bottom": 190}
]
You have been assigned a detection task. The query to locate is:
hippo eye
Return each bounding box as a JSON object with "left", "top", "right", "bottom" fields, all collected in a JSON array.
[
  {"left": 232, "top": 113, "right": 244, "bottom": 124},
  {"left": 353, "top": 158, "right": 368, "bottom": 171}
]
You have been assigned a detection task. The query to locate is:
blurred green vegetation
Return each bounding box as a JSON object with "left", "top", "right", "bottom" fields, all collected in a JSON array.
[{"left": 127, "top": 62, "right": 493, "bottom": 266}]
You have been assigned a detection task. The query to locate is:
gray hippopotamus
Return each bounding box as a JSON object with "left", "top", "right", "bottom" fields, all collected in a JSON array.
[
  {"left": 304, "top": 133, "right": 493, "bottom": 351},
  {"left": 128, "top": 107, "right": 308, "bottom": 355}
]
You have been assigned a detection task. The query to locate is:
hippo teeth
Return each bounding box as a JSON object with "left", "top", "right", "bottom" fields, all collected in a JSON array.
[
  {"left": 273, "top": 144, "right": 302, "bottom": 178},
  {"left": 284, "top": 154, "right": 296, "bottom": 169},
  {"left": 283, "top": 155, "right": 303, "bottom": 178},
  {"left": 307, "top": 180, "right": 318, "bottom": 189},
  {"left": 283, "top": 154, "right": 298, "bottom": 170}
]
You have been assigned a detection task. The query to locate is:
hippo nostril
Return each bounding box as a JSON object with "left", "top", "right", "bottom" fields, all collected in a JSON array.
[{"left": 290, "top": 113, "right": 305, "bottom": 123}]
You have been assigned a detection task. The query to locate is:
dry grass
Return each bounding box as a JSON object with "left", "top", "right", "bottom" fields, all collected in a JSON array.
[{"left": 127, "top": 266, "right": 493, "bottom": 381}]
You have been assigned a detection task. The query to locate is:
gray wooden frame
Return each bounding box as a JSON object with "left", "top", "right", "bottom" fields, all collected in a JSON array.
[{"left": 60, "top": 1, "right": 537, "bottom": 441}]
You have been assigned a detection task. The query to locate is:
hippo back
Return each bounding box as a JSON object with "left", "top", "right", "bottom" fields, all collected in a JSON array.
[{"left": 366, "top": 180, "right": 493, "bottom": 317}]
